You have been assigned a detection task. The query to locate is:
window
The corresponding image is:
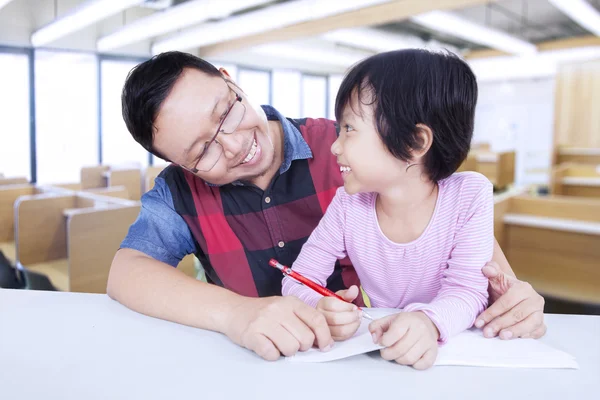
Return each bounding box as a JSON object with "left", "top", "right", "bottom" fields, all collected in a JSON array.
[
  {"left": 272, "top": 70, "right": 301, "bottom": 118},
  {"left": 101, "top": 59, "right": 149, "bottom": 168},
  {"left": 238, "top": 68, "right": 270, "bottom": 107},
  {"left": 328, "top": 74, "right": 343, "bottom": 120},
  {"left": 302, "top": 75, "right": 327, "bottom": 118},
  {"left": 35, "top": 51, "right": 98, "bottom": 184},
  {"left": 0, "top": 52, "right": 30, "bottom": 180}
]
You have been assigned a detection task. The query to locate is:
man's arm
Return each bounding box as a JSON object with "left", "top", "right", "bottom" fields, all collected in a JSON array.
[
  {"left": 107, "top": 249, "right": 333, "bottom": 360},
  {"left": 107, "top": 177, "right": 333, "bottom": 360},
  {"left": 490, "top": 238, "right": 515, "bottom": 277}
]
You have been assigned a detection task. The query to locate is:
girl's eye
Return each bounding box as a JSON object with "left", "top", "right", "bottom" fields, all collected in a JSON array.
[{"left": 344, "top": 124, "right": 355, "bottom": 133}]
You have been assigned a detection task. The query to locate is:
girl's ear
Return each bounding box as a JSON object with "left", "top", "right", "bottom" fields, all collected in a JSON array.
[{"left": 412, "top": 123, "right": 434, "bottom": 160}]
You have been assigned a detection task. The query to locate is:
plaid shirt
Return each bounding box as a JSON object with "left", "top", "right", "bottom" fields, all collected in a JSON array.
[{"left": 121, "top": 106, "right": 360, "bottom": 300}]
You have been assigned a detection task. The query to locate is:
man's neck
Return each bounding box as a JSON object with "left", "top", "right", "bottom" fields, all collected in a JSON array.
[{"left": 249, "top": 120, "right": 285, "bottom": 191}]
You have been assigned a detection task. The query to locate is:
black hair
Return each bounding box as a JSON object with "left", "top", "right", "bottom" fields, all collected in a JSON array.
[
  {"left": 121, "top": 51, "right": 221, "bottom": 160},
  {"left": 335, "top": 49, "right": 478, "bottom": 182}
]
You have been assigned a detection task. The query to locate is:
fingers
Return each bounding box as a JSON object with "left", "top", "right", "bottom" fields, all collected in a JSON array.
[
  {"left": 330, "top": 319, "right": 361, "bottom": 341},
  {"left": 481, "top": 297, "right": 536, "bottom": 338},
  {"left": 498, "top": 310, "right": 545, "bottom": 340},
  {"left": 294, "top": 302, "right": 333, "bottom": 350},
  {"left": 481, "top": 262, "right": 501, "bottom": 278},
  {"left": 266, "top": 323, "right": 302, "bottom": 357},
  {"left": 378, "top": 317, "right": 410, "bottom": 348},
  {"left": 243, "top": 333, "right": 280, "bottom": 361},
  {"left": 412, "top": 347, "right": 438, "bottom": 370},
  {"left": 380, "top": 327, "right": 417, "bottom": 361},
  {"left": 318, "top": 296, "right": 357, "bottom": 313},
  {"left": 337, "top": 285, "right": 359, "bottom": 302},
  {"left": 528, "top": 323, "right": 547, "bottom": 339},
  {"left": 280, "top": 314, "right": 316, "bottom": 351},
  {"left": 368, "top": 314, "right": 395, "bottom": 344},
  {"left": 475, "top": 284, "right": 527, "bottom": 329},
  {"left": 321, "top": 309, "right": 362, "bottom": 326}
]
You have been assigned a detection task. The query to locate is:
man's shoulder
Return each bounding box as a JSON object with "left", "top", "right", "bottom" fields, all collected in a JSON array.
[{"left": 291, "top": 117, "right": 337, "bottom": 133}]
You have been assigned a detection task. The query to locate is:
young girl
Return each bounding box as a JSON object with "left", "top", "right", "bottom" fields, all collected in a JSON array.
[{"left": 281, "top": 49, "right": 492, "bottom": 370}]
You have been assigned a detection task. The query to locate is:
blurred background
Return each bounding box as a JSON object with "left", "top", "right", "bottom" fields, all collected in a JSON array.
[{"left": 0, "top": 0, "right": 599, "bottom": 315}]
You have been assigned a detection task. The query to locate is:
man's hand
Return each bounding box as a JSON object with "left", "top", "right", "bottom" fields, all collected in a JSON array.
[
  {"left": 475, "top": 262, "right": 546, "bottom": 339},
  {"left": 316, "top": 285, "right": 362, "bottom": 341},
  {"left": 369, "top": 311, "right": 439, "bottom": 370},
  {"left": 224, "top": 296, "right": 334, "bottom": 361}
]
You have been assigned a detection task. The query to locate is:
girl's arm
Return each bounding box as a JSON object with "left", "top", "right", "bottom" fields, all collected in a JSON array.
[
  {"left": 281, "top": 188, "right": 348, "bottom": 307},
  {"left": 404, "top": 181, "right": 494, "bottom": 343}
]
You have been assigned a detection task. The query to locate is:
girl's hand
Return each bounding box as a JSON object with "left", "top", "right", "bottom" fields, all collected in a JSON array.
[
  {"left": 369, "top": 311, "right": 439, "bottom": 370},
  {"left": 316, "top": 285, "right": 362, "bottom": 341}
]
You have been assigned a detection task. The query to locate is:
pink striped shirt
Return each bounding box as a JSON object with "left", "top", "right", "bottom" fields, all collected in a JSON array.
[{"left": 282, "top": 172, "right": 493, "bottom": 343}]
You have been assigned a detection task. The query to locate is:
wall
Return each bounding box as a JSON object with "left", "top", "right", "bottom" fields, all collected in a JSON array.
[{"left": 474, "top": 78, "right": 556, "bottom": 186}]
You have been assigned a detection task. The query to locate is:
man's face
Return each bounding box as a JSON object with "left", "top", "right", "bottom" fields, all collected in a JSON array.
[{"left": 153, "top": 68, "right": 277, "bottom": 185}]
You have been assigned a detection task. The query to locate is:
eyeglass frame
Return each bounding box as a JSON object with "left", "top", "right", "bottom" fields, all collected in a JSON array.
[{"left": 187, "top": 84, "right": 245, "bottom": 173}]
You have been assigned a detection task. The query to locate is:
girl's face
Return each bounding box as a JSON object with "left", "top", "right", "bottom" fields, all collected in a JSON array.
[{"left": 331, "top": 92, "right": 408, "bottom": 195}]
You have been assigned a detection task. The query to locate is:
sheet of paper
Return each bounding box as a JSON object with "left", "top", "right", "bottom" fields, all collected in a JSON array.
[{"left": 287, "top": 308, "right": 578, "bottom": 369}]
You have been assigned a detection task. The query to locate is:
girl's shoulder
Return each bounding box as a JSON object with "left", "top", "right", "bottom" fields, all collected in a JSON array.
[
  {"left": 439, "top": 172, "right": 493, "bottom": 209},
  {"left": 440, "top": 171, "right": 492, "bottom": 192}
]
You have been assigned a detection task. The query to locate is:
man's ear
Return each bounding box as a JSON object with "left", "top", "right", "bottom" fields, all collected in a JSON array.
[{"left": 219, "top": 67, "right": 231, "bottom": 79}]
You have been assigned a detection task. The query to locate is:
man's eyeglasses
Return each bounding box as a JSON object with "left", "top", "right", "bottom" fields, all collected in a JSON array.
[{"left": 188, "top": 85, "right": 246, "bottom": 173}]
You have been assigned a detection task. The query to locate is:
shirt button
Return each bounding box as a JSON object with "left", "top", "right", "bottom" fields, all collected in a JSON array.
[
  {"left": 265, "top": 197, "right": 271, "bottom": 204},
  {"left": 278, "top": 241, "right": 285, "bottom": 248}
]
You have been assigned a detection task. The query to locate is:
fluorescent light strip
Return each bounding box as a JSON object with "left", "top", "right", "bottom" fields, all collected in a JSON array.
[
  {"left": 31, "top": 0, "right": 145, "bottom": 47},
  {"left": 322, "top": 28, "right": 426, "bottom": 53},
  {"left": 250, "top": 42, "right": 369, "bottom": 68},
  {"left": 0, "top": 0, "right": 15, "bottom": 11},
  {"left": 152, "top": 0, "right": 393, "bottom": 54},
  {"left": 411, "top": 10, "right": 537, "bottom": 56},
  {"left": 97, "top": 0, "right": 272, "bottom": 52},
  {"left": 548, "top": 0, "right": 600, "bottom": 36},
  {"left": 468, "top": 46, "right": 600, "bottom": 82}
]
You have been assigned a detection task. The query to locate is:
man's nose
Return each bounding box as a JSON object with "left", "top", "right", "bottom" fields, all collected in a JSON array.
[{"left": 218, "top": 132, "right": 247, "bottom": 160}]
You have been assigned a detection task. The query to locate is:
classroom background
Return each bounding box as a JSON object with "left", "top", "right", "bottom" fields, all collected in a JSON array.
[{"left": 1, "top": 0, "right": 599, "bottom": 315}]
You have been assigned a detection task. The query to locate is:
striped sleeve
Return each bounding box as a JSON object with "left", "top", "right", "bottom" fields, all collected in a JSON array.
[
  {"left": 281, "top": 187, "right": 348, "bottom": 307},
  {"left": 404, "top": 180, "right": 493, "bottom": 343}
]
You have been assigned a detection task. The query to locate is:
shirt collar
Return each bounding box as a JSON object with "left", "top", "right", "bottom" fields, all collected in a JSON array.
[{"left": 206, "top": 105, "right": 313, "bottom": 187}]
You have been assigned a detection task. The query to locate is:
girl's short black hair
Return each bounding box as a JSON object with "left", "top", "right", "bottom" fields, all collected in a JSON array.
[{"left": 335, "top": 49, "right": 478, "bottom": 182}]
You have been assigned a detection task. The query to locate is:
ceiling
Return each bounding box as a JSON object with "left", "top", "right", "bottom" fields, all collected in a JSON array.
[{"left": 0, "top": 0, "right": 599, "bottom": 76}]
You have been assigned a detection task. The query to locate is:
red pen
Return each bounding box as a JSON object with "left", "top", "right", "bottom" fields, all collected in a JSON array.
[{"left": 269, "top": 259, "right": 374, "bottom": 320}]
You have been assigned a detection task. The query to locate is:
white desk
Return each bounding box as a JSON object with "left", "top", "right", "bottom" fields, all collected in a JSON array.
[{"left": 0, "top": 289, "right": 598, "bottom": 400}]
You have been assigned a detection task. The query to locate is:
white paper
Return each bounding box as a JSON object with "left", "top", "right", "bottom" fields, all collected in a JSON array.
[{"left": 287, "top": 308, "right": 578, "bottom": 369}]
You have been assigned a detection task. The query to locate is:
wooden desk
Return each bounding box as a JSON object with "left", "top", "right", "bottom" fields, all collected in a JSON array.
[
  {"left": 0, "top": 289, "right": 597, "bottom": 400},
  {"left": 556, "top": 147, "right": 600, "bottom": 165},
  {"left": 561, "top": 177, "right": 600, "bottom": 198},
  {"left": 503, "top": 213, "right": 600, "bottom": 305}
]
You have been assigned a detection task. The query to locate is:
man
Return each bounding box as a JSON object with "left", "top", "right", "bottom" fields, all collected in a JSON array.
[{"left": 107, "top": 51, "right": 546, "bottom": 361}]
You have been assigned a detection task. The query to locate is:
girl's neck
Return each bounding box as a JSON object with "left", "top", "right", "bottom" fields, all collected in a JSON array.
[{"left": 377, "top": 175, "right": 438, "bottom": 220}]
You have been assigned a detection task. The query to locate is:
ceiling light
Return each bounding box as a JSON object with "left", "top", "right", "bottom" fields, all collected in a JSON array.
[
  {"left": 548, "top": 0, "right": 600, "bottom": 36},
  {"left": 152, "top": 0, "right": 393, "bottom": 54},
  {"left": 411, "top": 10, "right": 537, "bottom": 56},
  {"left": 97, "top": 0, "right": 272, "bottom": 52},
  {"left": 31, "top": 0, "right": 145, "bottom": 47}
]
